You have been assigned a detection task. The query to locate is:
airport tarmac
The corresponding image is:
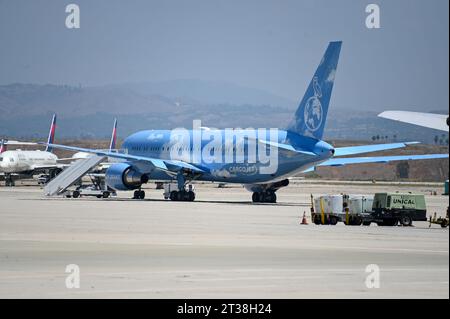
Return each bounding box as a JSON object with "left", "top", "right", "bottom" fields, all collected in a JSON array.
[{"left": 0, "top": 180, "right": 448, "bottom": 298}]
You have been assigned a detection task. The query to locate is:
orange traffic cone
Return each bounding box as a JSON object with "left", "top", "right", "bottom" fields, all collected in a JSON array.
[{"left": 301, "top": 212, "right": 308, "bottom": 225}]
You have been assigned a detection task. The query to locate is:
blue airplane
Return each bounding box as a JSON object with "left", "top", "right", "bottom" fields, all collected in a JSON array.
[{"left": 43, "top": 42, "right": 448, "bottom": 202}]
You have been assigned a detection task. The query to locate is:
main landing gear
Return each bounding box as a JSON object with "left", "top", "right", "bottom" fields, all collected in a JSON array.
[
  {"left": 252, "top": 191, "right": 277, "bottom": 203},
  {"left": 132, "top": 189, "right": 146, "bottom": 200},
  {"left": 4, "top": 174, "right": 15, "bottom": 187},
  {"left": 169, "top": 190, "right": 195, "bottom": 202},
  {"left": 168, "top": 173, "right": 196, "bottom": 202}
]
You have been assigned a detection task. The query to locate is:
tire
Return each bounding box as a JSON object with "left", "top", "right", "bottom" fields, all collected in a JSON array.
[
  {"left": 354, "top": 216, "right": 363, "bottom": 226},
  {"left": 72, "top": 191, "right": 80, "bottom": 199},
  {"left": 188, "top": 191, "right": 195, "bottom": 202},
  {"left": 441, "top": 220, "right": 448, "bottom": 228},
  {"left": 312, "top": 215, "right": 321, "bottom": 225},
  {"left": 103, "top": 191, "right": 110, "bottom": 199},
  {"left": 170, "top": 191, "right": 178, "bottom": 201},
  {"left": 96, "top": 195, "right": 102, "bottom": 199},
  {"left": 329, "top": 216, "right": 338, "bottom": 225},
  {"left": 252, "top": 192, "right": 260, "bottom": 203},
  {"left": 139, "top": 191, "right": 145, "bottom": 200},
  {"left": 400, "top": 215, "right": 412, "bottom": 227},
  {"left": 133, "top": 190, "right": 139, "bottom": 199},
  {"left": 269, "top": 193, "right": 277, "bottom": 203},
  {"left": 363, "top": 221, "right": 371, "bottom": 226}
]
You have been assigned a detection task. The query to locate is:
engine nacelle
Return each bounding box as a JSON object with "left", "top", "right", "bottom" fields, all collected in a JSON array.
[{"left": 105, "top": 163, "right": 149, "bottom": 191}]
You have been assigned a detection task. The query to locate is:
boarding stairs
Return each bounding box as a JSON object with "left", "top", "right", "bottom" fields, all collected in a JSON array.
[{"left": 44, "top": 155, "right": 106, "bottom": 196}]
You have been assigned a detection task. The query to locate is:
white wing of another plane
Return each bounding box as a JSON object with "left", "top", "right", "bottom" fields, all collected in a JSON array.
[
  {"left": 3, "top": 140, "right": 38, "bottom": 145},
  {"left": 378, "top": 111, "right": 449, "bottom": 132}
]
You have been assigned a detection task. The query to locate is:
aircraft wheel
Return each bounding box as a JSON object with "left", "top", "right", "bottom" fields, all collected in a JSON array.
[
  {"left": 72, "top": 190, "right": 80, "bottom": 199},
  {"left": 269, "top": 192, "right": 277, "bottom": 203},
  {"left": 103, "top": 191, "right": 110, "bottom": 199},
  {"left": 252, "top": 192, "right": 260, "bottom": 203},
  {"left": 176, "top": 191, "right": 184, "bottom": 201},
  {"left": 5, "top": 179, "right": 15, "bottom": 187},
  {"left": 188, "top": 191, "right": 195, "bottom": 202},
  {"left": 133, "top": 190, "right": 139, "bottom": 199},
  {"left": 170, "top": 191, "right": 178, "bottom": 201},
  {"left": 139, "top": 190, "right": 145, "bottom": 200}
]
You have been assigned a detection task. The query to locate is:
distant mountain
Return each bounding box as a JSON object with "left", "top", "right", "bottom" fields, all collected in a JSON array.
[
  {"left": 108, "top": 79, "right": 297, "bottom": 108},
  {"left": 0, "top": 83, "right": 448, "bottom": 145},
  {"left": 0, "top": 83, "right": 174, "bottom": 117}
]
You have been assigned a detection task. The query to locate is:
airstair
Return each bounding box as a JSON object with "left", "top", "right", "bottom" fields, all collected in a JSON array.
[{"left": 44, "top": 155, "right": 106, "bottom": 196}]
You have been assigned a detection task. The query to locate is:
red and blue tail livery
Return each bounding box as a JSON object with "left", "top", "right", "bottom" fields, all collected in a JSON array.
[
  {"left": 45, "top": 114, "right": 57, "bottom": 153},
  {"left": 0, "top": 139, "right": 7, "bottom": 154}
]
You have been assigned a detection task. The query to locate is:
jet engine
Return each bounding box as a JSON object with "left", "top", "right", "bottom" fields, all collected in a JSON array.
[{"left": 105, "top": 163, "right": 149, "bottom": 190}]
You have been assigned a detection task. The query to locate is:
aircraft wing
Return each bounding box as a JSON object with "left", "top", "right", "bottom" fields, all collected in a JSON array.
[
  {"left": 303, "top": 153, "right": 448, "bottom": 172},
  {"left": 251, "top": 138, "right": 316, "bottom": 156},
  {"left": 40, "top": 143, "right": 205, "bottom": 174},
  {"left": 3, "top": 140, "right": 38, "bottom": 146},
  {"left": 333, "top": 142, "right": 419, "bottom": 157},
  {"left": 378, "top": 111, "right": 449, "bottom": 132}
]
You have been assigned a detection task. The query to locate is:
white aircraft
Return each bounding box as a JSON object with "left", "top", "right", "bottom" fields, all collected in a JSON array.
[
  {"left": 0, "top": 114, "right": 66, "bottom": 186},
  {"left": 378, "top": 111, "right": 449, "bottom": 132}
]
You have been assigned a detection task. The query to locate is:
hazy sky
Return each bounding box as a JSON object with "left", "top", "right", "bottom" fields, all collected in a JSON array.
[{"left": 0, "top": 0, "right": 448, "bottom": 111}]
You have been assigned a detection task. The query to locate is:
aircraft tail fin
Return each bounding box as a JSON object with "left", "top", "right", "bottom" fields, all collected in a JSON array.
[
  {"left": 45, "top": 114, "right": 57, "bottom": 153},
  {"left": 0, "top": 139, "right": 6, "bottom": 154},
  {"left": 109, "top": 118, "right": 118, "bottom": 151},
  {"left": 287, "top": 41, "right": 342, "bottom": 140}
]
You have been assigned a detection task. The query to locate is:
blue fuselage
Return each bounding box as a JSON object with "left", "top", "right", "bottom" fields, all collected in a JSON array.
[{"left": 121, "top": 129, "right": 335, "bottom": 184}]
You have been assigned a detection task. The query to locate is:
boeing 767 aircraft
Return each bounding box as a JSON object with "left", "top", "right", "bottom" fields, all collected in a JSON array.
[{"left": 43, "top": 42, "right": 448, "bottom": 202}]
